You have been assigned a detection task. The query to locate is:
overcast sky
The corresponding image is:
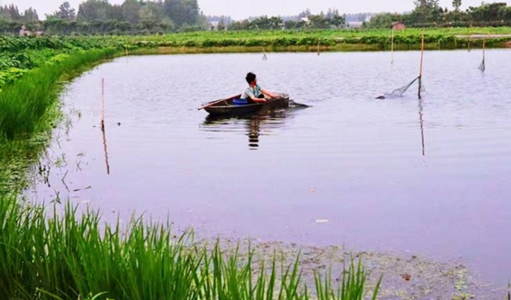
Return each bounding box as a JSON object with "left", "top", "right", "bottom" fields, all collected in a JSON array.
[{"left": 4, "top": 0, "right": 509, "bottom": 20}]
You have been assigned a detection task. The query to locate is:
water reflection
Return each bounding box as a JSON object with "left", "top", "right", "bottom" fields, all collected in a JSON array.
[
  {"left": 201, "top": 109, "right": 294, "bottom": 150},
  {"left": 101, "top": 125, "right": 111, "bottom": 174},
  {"left": 248, "top": 117, "right": 260, "bottom": 149},
  {"left": 418, "top": 99, "right": 426, "bottom": 157}
]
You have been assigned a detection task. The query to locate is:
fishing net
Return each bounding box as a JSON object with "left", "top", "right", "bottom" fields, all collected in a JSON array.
[
  {"left": 262, "top": 48, "right": 267, "bottom": 60},
  {"left": 478, "top": 59, "right": 485, "bottom": 72},
  {"left": 380, "top": 76, "right": 421, "bottom": 98}
]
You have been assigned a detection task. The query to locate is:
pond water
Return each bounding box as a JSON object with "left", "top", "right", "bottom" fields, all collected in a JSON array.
[{"left": 30, "top": 50, "right": 511, "bottom": 285}]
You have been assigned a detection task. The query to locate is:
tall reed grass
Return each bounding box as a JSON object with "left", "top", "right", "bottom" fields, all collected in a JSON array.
[
  {"left": 0, "top": 198, "right": 381, "bottom": 300},
  {"left": 0, "top": 48, "right": 116, "bottom": 140}
]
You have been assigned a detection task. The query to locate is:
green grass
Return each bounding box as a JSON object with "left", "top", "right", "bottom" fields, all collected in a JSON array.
[
  {"left": 0, "top": 48, "right": 117, "bottom": 195},
  {"left": 0, "top": 197, "right": 381, "bottom": 300},
  {"left": 0, "top": 49, "right": 116, "bottom": 139},
  {"left": 124, "top": 27, "right": 511, "bottom": 50}
]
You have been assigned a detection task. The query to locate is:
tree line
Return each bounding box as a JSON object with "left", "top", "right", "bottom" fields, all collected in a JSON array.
[
  {"left": 0, "top": 0, "right": 205, "bottom": 35},
  {"left": 227, "top": 9, "right": 346, "bottom": 30},
  {"left": 366, "top": 1, "right": 511, "bottom": 28},
  {"left": 1, "top": 0, "right": 511, "bottom": 36}
]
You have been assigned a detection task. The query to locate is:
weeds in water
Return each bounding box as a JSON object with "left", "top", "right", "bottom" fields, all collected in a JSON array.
[
  {"left": 0, "top": 198, "right": 381, "bottom": 300},
  {"left": 315, "top": 260, "right": 382, "bottom": 300}
]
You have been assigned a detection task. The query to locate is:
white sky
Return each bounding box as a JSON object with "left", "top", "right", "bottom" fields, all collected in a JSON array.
[{"left": 5, "top": 0, "right": 509, "bottom": 20}]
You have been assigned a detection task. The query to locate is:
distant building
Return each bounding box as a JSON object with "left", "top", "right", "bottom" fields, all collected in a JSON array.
[
  {"left": 19, "top": 25, "right": 44, "bottom": 37},
  {"left": 391, "top": 22, "right": 406, "bottom": 30},
  {"left": 347, "top": 21, "right": 363, "bottom": 28}
]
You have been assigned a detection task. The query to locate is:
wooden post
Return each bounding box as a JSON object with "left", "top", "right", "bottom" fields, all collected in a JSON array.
[
  {"left": 391, "top": 28, "right": 395, "bottom": 64},
  {"left": 317, "top": 39, "right": 321, "bottom": 56},
  {"left": 418, "top": 30, "right": 425, "bottom": 99},
  {"left": 418, "top": 99, "right": 426, "bottom": 156},
  {"left": 483, "top": 37, "right": 486, "bottom": 66},
  {"left": 467, "top": 27, "right": 471, "bottom": 51},
  {"left": 101, "top": 78, "right": 105, "bottom": 130},
  {"left": 102, "top": 123, "right": 110, "bottom": 175}
]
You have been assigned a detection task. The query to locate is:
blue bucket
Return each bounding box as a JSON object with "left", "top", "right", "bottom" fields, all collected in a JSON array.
[{"left": 233, "top": 98, "right": 248, "bottom": 105}]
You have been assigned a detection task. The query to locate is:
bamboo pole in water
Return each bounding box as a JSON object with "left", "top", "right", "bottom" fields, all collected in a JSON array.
[
  {"left": 317, "top": 39, "right": 320, "bottom": 56},
  {"left": 391, "top": 28, "right": 395, "bottom": 64},
  {"left": 102, "top": 125, "right": 110, "bottom": 175},
  {"left": 100, "top": 78, "right": 109, "bottom": 174},
  {"left": 419, "top": 99, "right": 426, "bottom": 156},
  {"left": 482, "top": 37, "right": 486, "bottom": 70},
  {"left": 467, "top": 27, "right": 471, "bottom": 51},
  {"left": 418, "top": 30, "right": 425, "bottom": 99},
  {"left": 101, "top": 78, "right": 105, "bottom": 129}
]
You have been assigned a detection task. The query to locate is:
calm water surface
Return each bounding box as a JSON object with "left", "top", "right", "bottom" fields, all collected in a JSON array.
[{"left": 31, "top": 50, "right": 511, "bottom": 284}]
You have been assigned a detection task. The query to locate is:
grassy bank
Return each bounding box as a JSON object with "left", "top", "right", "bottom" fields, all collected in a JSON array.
[
  {"left": 0, "top": 198, "right": 381, "bottom": 300},
  {"left": 0, "top": 48, "right": 117, "bottom": 194},
  {"left": 125, "top": 27, "right": 511, "bottom": 51}
]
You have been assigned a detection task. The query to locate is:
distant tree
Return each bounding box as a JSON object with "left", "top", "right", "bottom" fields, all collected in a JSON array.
[
  {"left": 308, "top": 14, "right": 329, "bottom": 28},
  {"left": 164, "top": 0, "right": 199, "bottom": 29},
  {"left": 197, "top": 11, "right": 209, "bottom": 29},
  {"left": 54, "top": 2, "right": 76, "bottom": 20},
  {"left": 108, "top": 4, "right": 123, "bottom": 21},
  {"left": 298, "top": 9, "right": 311, "bottom": 19},
  {"left": 466, "top": 2, "right": 509, "bottom": 23},
  {"left": 121, "top": 0, "right": 141, "bottom": 24},
  {"left": 284, "top": 20, "right": 298, "bottom": 29},
  {"left": 229, "top": 19, "right": 250, "bottom": 30},
  {"left": 218, "top": 16, "right": 226, "bottom": 30},
  {"left": 23, "top": 7, "right": 39, "bottom": 21},
  {"left": 160, "top": 16, "right": 175, "bottom": 31},
  {"left": 6, "top": 4, "right": 22, "bottom": 21},
  {"left": 452, "top": 0, "right": 462, "bottom": 12},
  {"left": 411, "top": 0, "right": 442, "bottom": 23},
  {"left": 0, "top": 7, "right": 12, "bottom": 21},
  {"left": 328, "top": 9, "right": 345, "bottom": 27},
  {"left": 139, "top": 1, "right": 163, "bottom": 24},
  {"left": 250, "top": 16, "right": 283, "bottom": 30},
  {"left": 364, "top": 13, "right": 402, "bottom": 28},
  {"left": 77, "top": 0, "right": 111, "bottom": 22}
]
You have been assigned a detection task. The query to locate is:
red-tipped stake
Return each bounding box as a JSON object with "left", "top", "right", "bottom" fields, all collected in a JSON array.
[{"left": 418, "top": 29, "right": 425, "bottom": 99}]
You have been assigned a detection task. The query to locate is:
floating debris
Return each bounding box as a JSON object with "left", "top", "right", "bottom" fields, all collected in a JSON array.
[{"left": 316, "top": 219, "right": 329, "bottom": 224}]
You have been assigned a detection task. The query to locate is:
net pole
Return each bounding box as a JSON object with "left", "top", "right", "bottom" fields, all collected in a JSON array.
[
  {"left": 483, "top": 37, "right": 486, "bottom": 64},
  {"left": 419, "top": 99, "right": 426, "bottom": 156},
  {"left": 391, "top": 28, "right": 395, "bottom": 64},
  {"left": 418, "top": 29, "right": 425, "bottom": 99},
  {"left": 101, "top": 78, "right": 105, "bottom": 130},
  {"left": 467, "top": 27, "right": 471, "bottom": 51},
  {"left": 102, "top": 122, "right": 110, "bottom": 175}
]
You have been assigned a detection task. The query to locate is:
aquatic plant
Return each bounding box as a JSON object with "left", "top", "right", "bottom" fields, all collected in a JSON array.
[{"left": 0, "top": 197, "right": 381, "bottom": 300}]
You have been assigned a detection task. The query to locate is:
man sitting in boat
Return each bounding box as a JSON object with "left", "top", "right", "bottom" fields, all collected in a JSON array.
[{"left": 241, "top": 72, "right": 277, "bottom": 103}]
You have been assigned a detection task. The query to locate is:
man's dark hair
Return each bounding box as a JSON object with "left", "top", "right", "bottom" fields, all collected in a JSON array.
[{"left": 246, "top": 72, "right": 256, "bottom": 84}]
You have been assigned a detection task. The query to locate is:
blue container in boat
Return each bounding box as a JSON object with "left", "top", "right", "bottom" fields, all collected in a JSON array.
[{"left": 233, "top": 98, "right": 248, "bottom": 105}]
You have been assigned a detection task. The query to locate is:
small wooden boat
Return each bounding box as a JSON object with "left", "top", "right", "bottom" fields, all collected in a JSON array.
[{"left": 199, "top": 93, "right": 290, "bottom": 116}]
